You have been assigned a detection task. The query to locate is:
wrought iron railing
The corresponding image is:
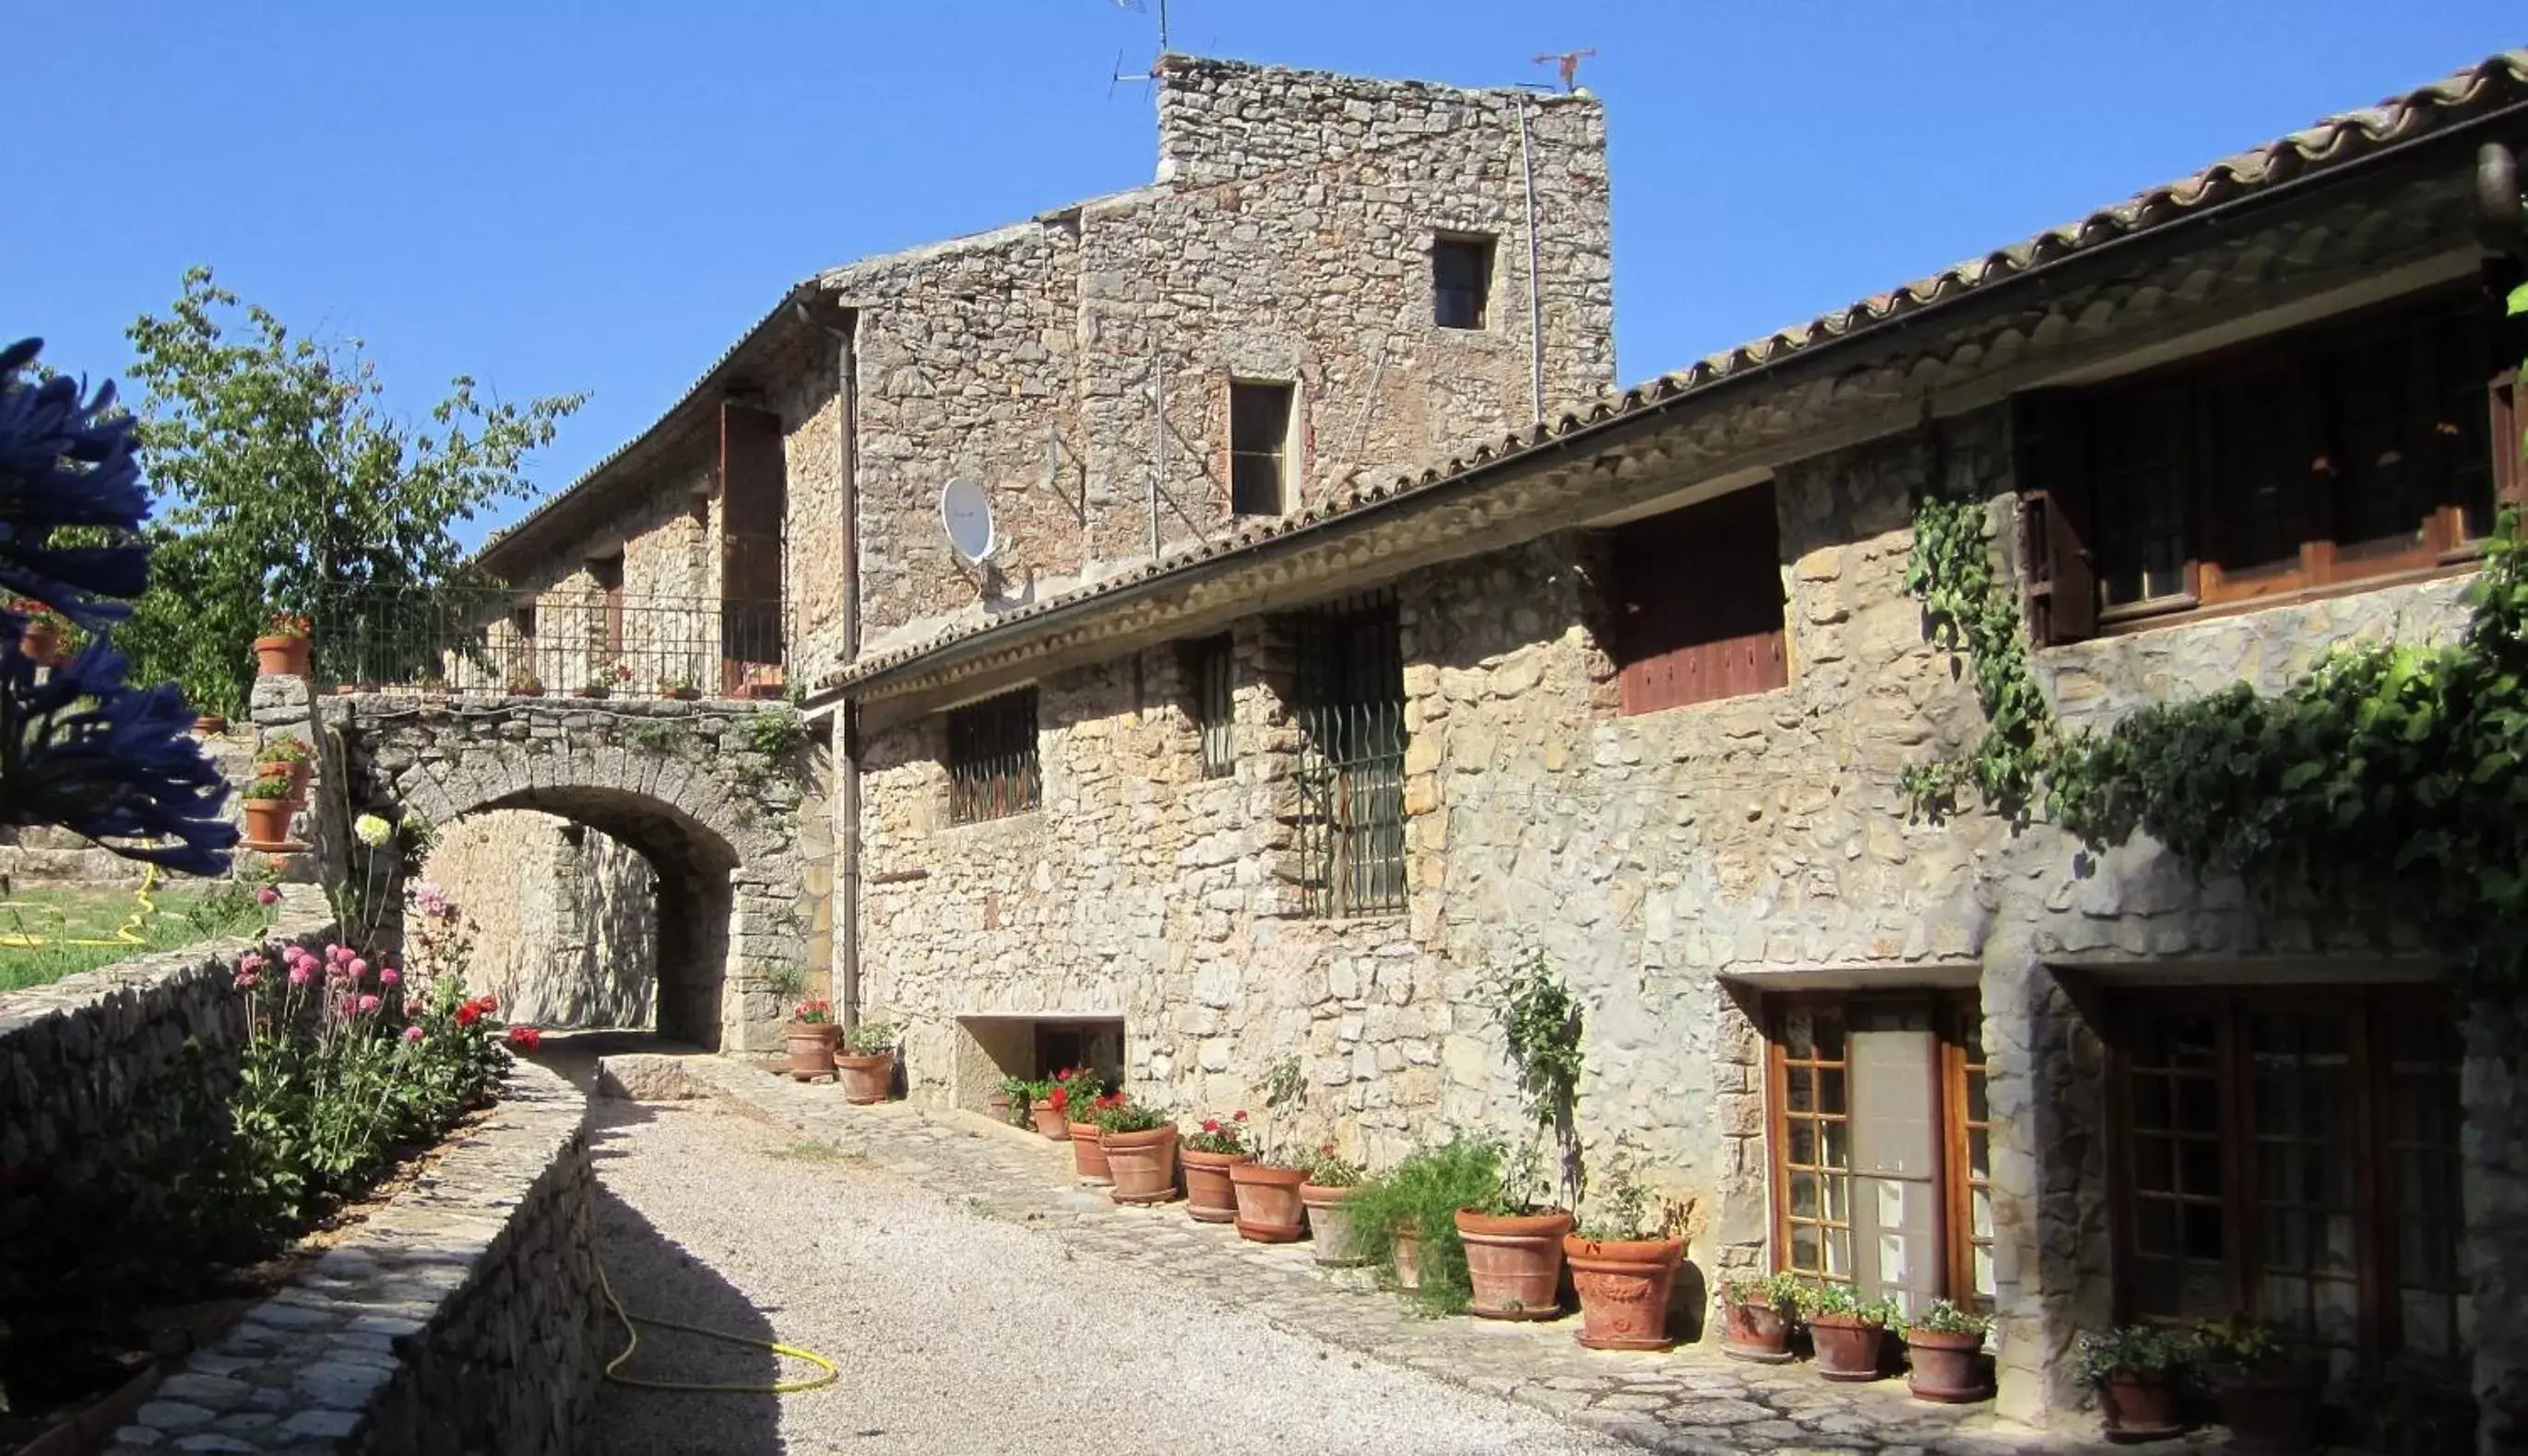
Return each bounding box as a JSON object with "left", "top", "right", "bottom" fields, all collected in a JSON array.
[
  {"left": 314, "top": 586, "right": 786, "bottom": 698},
  {"left": 947, "top": 688, "right": 1041, "bottom": 823},
  {"left": 1292, "top": 595, "right": 1408, "bottom": 917}
]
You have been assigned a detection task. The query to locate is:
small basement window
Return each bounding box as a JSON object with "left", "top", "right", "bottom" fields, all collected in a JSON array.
[
  {"left": 947, "top": 688, "right": 1040, "bottom": 824},
  {"left": 1433, "top": 235, "right": 1494, "bottom": 330},
  {"left": 1229, "top": 381, "right": 1296, "bottom": 518}
]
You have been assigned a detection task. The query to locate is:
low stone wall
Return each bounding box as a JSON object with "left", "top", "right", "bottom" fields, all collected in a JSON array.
[
  {"left": 0, "top": 889, "right": 335, "bottom": 1344},
  {"left": 105, "top": 1056, "right": 603, "bottom": 1455}
]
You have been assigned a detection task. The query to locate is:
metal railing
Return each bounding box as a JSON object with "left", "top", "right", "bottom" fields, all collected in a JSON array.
[
  {"left": 1292, "top": 595, "right": 1408, "bottom": 918},
  {"left": 947, "top": 688, "right": 1040, "bottom": 823},
  {"left": 315, "top": 586, "right": 786, "bottom": 698}
]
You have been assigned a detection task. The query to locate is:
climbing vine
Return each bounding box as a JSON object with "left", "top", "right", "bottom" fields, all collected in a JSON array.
[{"left": 1900, "top": 281, "right": 2528, "bottom": 1010}]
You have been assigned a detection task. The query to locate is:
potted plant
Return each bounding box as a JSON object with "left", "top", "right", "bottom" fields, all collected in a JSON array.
[
  {"left": 1297, "top": 1143, "right": 1370, "bottom": 1267},
  {"left": 1563, "top": 1162, "right": 1692, "bottom": 1351},
  {"left": 255, "top": 735, "right": 316, "bottom": 802},
  {"left": 988, "top": 1075, "right": 1029, "bottom": 1125},
  {"left": 1904, "top": 1298, "right": 1993, "bottom": 1403},
  {"left": 1054, "top": 1067, "right": 1112, "bottom": 1181},
  {"left": 1180, "top": 1111, "right": 1251, "bottom": 1223},
  {"left": 2079, "top": 1325, "right": 2193, "bottom": 1441},
  {"left": 2194, "top": 1315, "right": 2320, "bottom": 1454},
  {"left": 1716, "top": 1271, "right": 1800, "bottom": 1363},
  {"left": 1796, "top": 1282, "right": 1901, "bottom": 1381},
  {"left": 254, "top": 611, "right": 313, "bottom": 677},
  {"left": 657, "top": 674, "right": 698, "bottom": 701},
  {"left": 241, "top": 775, "right": 296, "bottom": 849},
  {"left": 193, "top": 712, "right": 230, "bottom": 735},
  {"left": 1228, "top": 1058, "right": 1311, "bottom": 1243},
  {"left": 508, "top": 669, "right": 543, "bottom": 698},
  {"left": 786, "top": 997, "right": 840, "bottom": 1082},
  {"left": 837, "top": 1021, "right": 900, "bottom": 1104},
  {"left": 1455, "top": 952, "right": 1582, "bottom": 1320},
  {"left": 1026, "top": 1079, "right": 1068, "bottom": 1140},
  {"left": 1095, "top": 1097, "right": 1179, "bottom": 1205},
  {"left": 1347, "top": 1133, "right": 1503, "bottom": 1311},
  {"left": 12, "top": 601, "right": 65, "bottom": 666}
]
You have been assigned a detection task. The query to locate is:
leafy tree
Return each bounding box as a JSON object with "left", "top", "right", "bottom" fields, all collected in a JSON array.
[{"left": 119, "top": 267, "right": 585, "bottom": 715}]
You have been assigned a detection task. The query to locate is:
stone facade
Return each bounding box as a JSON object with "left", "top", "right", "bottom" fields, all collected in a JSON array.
[
  {"left": 102, "top": 1056, "right": 604, "bottom": 1456},
  {"left": 421, "top": 811, "right": 659, "bottom": 1031}
]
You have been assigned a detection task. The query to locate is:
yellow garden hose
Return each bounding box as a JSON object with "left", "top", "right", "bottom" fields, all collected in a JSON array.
[
  {"left": 0, "top": 865, "right": 160, "bottom": 948},
  {"left": 597, "top": 1253, "right": 840, "bottom": 1394}
]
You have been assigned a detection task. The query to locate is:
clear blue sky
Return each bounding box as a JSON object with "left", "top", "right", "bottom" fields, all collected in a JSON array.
[{"left": 8, "top": 3, "right": 2517, "bottom": 545}]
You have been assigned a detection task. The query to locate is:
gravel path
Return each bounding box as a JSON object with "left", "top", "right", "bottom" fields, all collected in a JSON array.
[{"left": 588, "top": 1097, "right": 1630, "bottom": 1456}]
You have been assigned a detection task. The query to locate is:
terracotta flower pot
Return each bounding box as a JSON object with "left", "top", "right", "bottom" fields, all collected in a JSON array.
[
  {"left": 256, "top": 760, "right": 314, "bottom": 802},
  {"left": 1068, "top": 1122, "right": 1113, "bottom": 1183},
  {"left": 836, "top": 1051, "right": 895, "bottom": 1104},
  {"left": 1228, "top": 1162, "right": 1307, "bottom": 1242},
  {"left": 193, "top": 715, "right": 228, "bottom": 736},
  {"left": 1904, "top": 1328, "right": 1991, "bottom": 1403},
  {"left": 2100, "top": 1369, "right": 2184, "bottom": 1441},
  {"left": 1454, "top": 1208, "right": 1572, "bottom": 1320},
  {"left": 2215, "top": 1371, "right": 2320, "bottom": 1455},
  {"left": 1181, "top": 1148, "right": 1246, "bottom": 1223},
  {"left": 986, "top": 1091, "right": 1012, "bottom": 1122},
  {"left": 1030, "top": 1099, "right": 1070, "bottom": 1140},
  {"left": 242, "top": 799, "right": 294, "bottom": 850},
  {"left": 1104, "top": 1125, "right": 1179, "bottom": 1205},
  {"left": 253, "top": 633, "right": 311, "bottom": 677},
  {"left": 1720, "top": 1292, "right": 1795, "bottom": 1363},
  {"left": 1300, "top": 1184, "right": 1368, "bottom": 1267},
  {"left": 1563, "top": 1234, "right": 1685, "bottom": 1351},
  {"left": 21, "top": 621, "right": 61, "bottom": 666},
  {"left": 1808, "top": 1313, "right": 1890, "bottom": 1381},
  {"left": 1390, "top": 1225, "right": 1423, "bottom": 1290},
  {"left": 786, "top": 1022, "right": 840, "bottom": 1082}
]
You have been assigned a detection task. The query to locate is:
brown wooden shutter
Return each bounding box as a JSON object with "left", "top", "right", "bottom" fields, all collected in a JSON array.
[
  {"left": 1614, "top": 483, "right": 1787, "bottom": 714},
  {"left": 2014, "top": 392, "right": 2096, "bottom": 645},
  {"left": 718, "top": 401, "right": 786, "bottom": 692},
  {"left": 2497, "top": 368, "right": 2523, "bottom": 508}
]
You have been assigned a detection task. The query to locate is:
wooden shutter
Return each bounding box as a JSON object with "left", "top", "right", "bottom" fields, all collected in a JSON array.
[
  {"left": 1614, "top": 482, "right": 1787, "bottom": 714},
  {"left": 2498, "top": 368, "right": 2523, "bottom": 509},
  {"left": 2014, "top": 392, "right": 2097, "bottom": 645},
  {"left": 718, "top": 401, "right": 787, "bottom": 692}
]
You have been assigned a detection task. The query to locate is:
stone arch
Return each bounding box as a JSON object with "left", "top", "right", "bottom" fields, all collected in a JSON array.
[{"left": 319, "top": 698, "right": 813, "bottom": 1052}]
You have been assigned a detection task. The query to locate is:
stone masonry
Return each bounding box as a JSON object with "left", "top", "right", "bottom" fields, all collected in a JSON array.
[{"left": 422, "top": 811, "right": 659, "bottom": 1032}]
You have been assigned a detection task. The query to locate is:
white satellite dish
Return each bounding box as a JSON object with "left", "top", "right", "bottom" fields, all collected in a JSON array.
[{"left": 941, "top": 477, "right": 997, "bottom": 564}]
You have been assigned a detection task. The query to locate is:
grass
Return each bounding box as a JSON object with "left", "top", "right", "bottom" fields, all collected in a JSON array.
[
  {"left": 0, "top": 882, "right": 275, "bottom": 993},
  {"left": 764, "top": 1138, "right": 852, "bottom": 1164}
]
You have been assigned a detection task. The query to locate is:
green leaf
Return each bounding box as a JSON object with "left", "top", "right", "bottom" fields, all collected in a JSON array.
[{"left": 2510, "top": 279, "right": 2528, "bottom": 318}]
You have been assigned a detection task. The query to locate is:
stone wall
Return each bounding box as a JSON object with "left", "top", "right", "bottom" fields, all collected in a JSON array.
[
  {"left": 854, "top": 399, "right": 2512, "bottom": 1430},
  {"left": 102, "top": 1056, "right": 603, "bottom": 1456},
  {"left": 421, "top": 811, "right": 658, "bottom": 1031},
  {"left": 0, "top": 890, "right": 335, "bottom": 1365}
]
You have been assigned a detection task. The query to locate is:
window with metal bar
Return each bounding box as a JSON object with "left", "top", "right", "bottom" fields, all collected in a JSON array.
[
  {"left": 1433, "top": 235, "right": 1494, "bottom": 330},
  {"left": 1229, "top": 381, "right": 1295, "bottom": 518},
  {"left": 1291, "top": 596, "right": 1406, "bottom": 917},
  {"left": 1190, "top": 634, "right": 1235, "bottom": 779},
  {"left": 946, "top": 688, "right": 1040, "bottom": 824}
]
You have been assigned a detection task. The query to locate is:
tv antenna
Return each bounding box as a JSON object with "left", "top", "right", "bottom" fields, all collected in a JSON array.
[
  {"left": 1108, "top": 0, "right": 1169, "bottom": 96},
  {"left": 1532, "top": 48, "right": 1596, "bottom": 92}
]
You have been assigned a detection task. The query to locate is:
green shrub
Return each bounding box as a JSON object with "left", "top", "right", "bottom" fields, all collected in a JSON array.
[{"left": 1345, "top": 1132, "right": 1504, "bottom": 1317}]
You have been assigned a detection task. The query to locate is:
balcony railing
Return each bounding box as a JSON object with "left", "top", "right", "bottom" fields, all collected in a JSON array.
[{"left": 315, "top": 587, "right": 786, "bottom": 699}]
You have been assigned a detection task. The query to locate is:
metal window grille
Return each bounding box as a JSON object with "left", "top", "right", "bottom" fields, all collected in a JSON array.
[
  {"left": 1432, "top": 236, "right": 1493, "bottom": 330},
  {"left": 1193, "top": 634, "right": 1236, "bottom": 779},
  {"left": 948, "top": 688, "right": 1040, "bottom": 824},
  {"left": 1229, "top": 382, "right": 1293, "bottom": 517},
  {"left": 1292, "top": 594, "right": 1406, "bottom": 917}
]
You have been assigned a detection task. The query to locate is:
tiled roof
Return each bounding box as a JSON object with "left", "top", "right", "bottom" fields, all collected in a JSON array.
[{"left": 825, "top": 47, "right": 2528, "bottom": 693}]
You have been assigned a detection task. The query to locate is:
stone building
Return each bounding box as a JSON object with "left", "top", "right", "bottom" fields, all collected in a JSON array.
[{"left": 805, "top": 51, "right": 2528, "bottom": 1446}]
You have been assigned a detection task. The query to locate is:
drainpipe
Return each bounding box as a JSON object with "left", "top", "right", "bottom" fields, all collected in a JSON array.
[
  {"left": 1514, "top": 93, "right": 1546, "bottom": 429},
  {"left": 797, "top": 296, "right": 865, "bottom": 1029}
]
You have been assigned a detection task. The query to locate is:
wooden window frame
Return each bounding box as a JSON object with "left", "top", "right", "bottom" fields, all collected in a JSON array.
[
  {"left": 1607, "top": 482, "right": 1789, "bottom": 715},
  {"left": 1764, "top": 992, "right": 1989, "bottom": 1307},
  {"left": 1228, "top": 379, "right": 1296, "bottom": 518},
  {"left": 1289, "top": 594, "right": 1407, "bottom": 919},
  {"left": 945, "top": 688, "right": 1041, "bottom": 825},
  {"left": 2024, "top": 289, "right": 2507, "bottom": 643},
  {"left": 2104, "top": 985, "right": 2465, "bottom": 1368},
  {"left": 1432, "top": 233, "right": 1495, "bottom": 330}
]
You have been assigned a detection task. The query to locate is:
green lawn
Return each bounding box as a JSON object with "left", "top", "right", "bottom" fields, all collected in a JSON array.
[{"left": 0, "top": 883, "right": 274, "bottom": 993}]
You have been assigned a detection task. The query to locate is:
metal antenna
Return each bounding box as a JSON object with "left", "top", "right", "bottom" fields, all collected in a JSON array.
[{"left": 1531, "top": 48, "right": 1596, "bottom": 92}]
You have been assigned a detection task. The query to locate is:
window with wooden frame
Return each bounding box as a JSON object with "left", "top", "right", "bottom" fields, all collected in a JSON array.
[
  {"left": 2110, "top": 986, "right": 2465, "bottom": 1379},
  {"left": 1290, "top": 594, "right": 1407, "bottom": 918},
  {"left": 1766, "top": 994, "right": 1993, "bottom": 1315},
  {"left": 1607, "top": 483, "right": 1788, "bottom": 714},
  {"left": 1187, "top": 633, "right": 1236, "bottom": 779},
  {"left": 1229, "top": 381, "right": 1296, "bottom": 518},
  {"left": 1432, "top": 234, "right": 1495, "bottom": 330},
  {"left": 945, "top": 688, "right": 1040, "bottom": 824},
  {"left": 2022, "top": 289, "right": 2518, "bottom": 644}
]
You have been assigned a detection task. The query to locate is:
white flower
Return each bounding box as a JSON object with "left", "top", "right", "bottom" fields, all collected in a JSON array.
[{"left": 353, "top": 813, "right": 391, "bottom": 846}]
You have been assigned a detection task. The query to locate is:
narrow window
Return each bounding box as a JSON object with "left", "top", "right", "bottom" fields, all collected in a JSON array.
[
  {"left": 1229, "top": 381, "right": 1295, "bottom": 517},
  {"left": 946, "top": 688, "right": 1040, "bottom": 824},
  {"left": 1190, "top": 634, "right": 1236, "bottom": 779},
  {"left": 1432, "top": 235, "right": 1495, "bottom": 330},
  {"left": 2112, "top": 986, "right": 2465, "bottom": 1379},
  {"left": 1608, "top": 483, "right": 1788, "bottom": 714},
  {"left": 589, "top": 552, "right": 626, "bottom": 657},
  {"left": 1291, "top": 594, "right": 1406, "bottom": 917}
]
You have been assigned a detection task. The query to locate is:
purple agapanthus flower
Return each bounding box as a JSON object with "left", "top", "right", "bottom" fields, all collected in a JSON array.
[
  {"left": 0, "top": 621, "right": 236, "bottom": 875},
  {"left": 0, "top": 338, "right": 150, "bottom": 628}
]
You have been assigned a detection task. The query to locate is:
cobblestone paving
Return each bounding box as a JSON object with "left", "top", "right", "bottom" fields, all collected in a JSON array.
[{"left": 662, "top": 1056, "right": 2218, "bottom": 1456}]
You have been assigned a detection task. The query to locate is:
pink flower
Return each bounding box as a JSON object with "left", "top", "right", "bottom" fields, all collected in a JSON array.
[
  {"left": 349, "top": 958, "right": 369, "bottom": 979},
  {"left": 330, "top": 944, "right": 354, "bottom": 967},
  {"left": 379, "top": 966, "right": 401, "bottom": 988},
  {"left": 358, "top": 994, "right": 382, "bottom": 1014},
  {"left": 239, "top": 952, "right": 267, "bottom": 975},
  {"left": 325, "top": 942, "right": 343, "bottom": 962},
  {"left": 288, "top": 964, "right": 313, "bottom": 987},
  {"left": 232, "top": 970, "right": 260, "bottom": 991},
  {"left": 402, "top": 1024, "right": 424, "bottom": 1045},
  {"left": 255, "top": 887, "right": 279, "bottom": 906}
]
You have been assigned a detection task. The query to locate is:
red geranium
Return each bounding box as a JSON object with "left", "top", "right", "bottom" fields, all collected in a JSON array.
[
  {"left": 507, "top": 1024, "right": 542, "bottom": 1052},
  {"left": 1048, "top": 1084, "right": 1069, "bottom": 1112},
  {"left": 455, "top": 1000, "right": 481, "bottom": 1027}
]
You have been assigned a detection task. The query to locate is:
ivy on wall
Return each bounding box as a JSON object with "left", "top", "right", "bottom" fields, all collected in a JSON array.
[{"left": 1900, "top": 284, "right": 2528, "bottom": 1007}]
